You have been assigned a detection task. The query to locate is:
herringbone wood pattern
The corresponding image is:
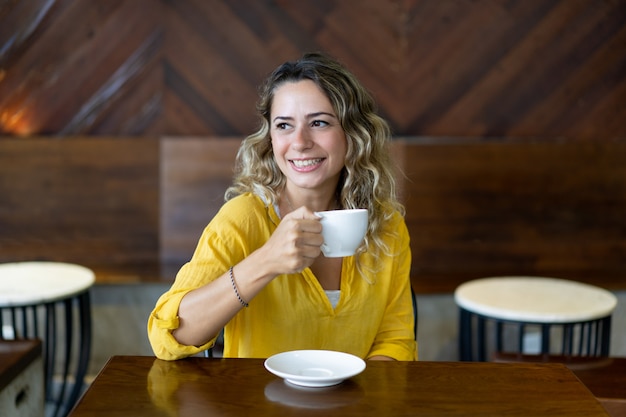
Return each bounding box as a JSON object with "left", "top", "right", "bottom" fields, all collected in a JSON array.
[{"left": 0, "top": 0, "right": 624, "bottom": 139}]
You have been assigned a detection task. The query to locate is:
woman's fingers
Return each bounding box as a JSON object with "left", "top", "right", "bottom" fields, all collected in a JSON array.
[{"left": 265, "top": 206, "right": 323, "bottom": 273}]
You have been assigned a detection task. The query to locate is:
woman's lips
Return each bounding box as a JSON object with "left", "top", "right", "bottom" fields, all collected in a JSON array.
[{"left": 290, "top": 158, "right": 324, "bottom": 171}]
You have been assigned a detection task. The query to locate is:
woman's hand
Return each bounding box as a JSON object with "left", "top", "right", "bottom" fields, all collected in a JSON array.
[
  {"left": 173, "top": 207, "right": 323, "bottom": 347},
  {"left": 261, "top": 206, "right": 324, "bottom": 274}
]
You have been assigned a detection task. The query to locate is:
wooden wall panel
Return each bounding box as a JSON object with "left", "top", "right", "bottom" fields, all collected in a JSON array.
[
  {"left": 399, "top": 138, "right": 626, "bottom": 292},
  {"left": 160, "top": 137, "right": 240, "bottom": 265},
  {"left": 157, "top": 137, "right": 626, "bottom": 292},
  {"left": 0, "top": 0, "right": 624, "bottom": 139},
  {"left": 0, "top": 138, "right": 160, "bottom": 267},
  {"left": 1, "top": 136, "right": 624, "bottom": 290}
]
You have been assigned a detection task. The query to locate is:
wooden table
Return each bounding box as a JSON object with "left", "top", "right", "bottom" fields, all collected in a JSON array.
[
  {"left": 494, "top": 353, "right": 626, "bottom": 416},
  {"left": 572, "top": 357, "right": 626, "bottom": 417},
  {"left": 0, "top": 340, "right": 43, "bottom": 417},
  {"left": 68, "top": 355, "right": 611, "bottom": 417}
]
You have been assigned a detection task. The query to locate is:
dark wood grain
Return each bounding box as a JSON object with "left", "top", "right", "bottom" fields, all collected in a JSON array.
[
  {"left": 0, "top": 0, "right": 624, "bottom": 139},
  {"left": 494, "top": 354, "right": 626, "bottom": 400},
  {"left": 398, "top": 138, "right": 626, "bottom": 293},
  {"left": 0, "top": 137, "right": 160, "bottom": 266},
  {"left": 0, "top": 340, "right": 41, "bottom": 392},
  {"left": 2, "top": 136, "right": 625, "bottom": 292},
  {"left": 572, "top": 357, "right": 626, "bottom": 401},
  {"left": 69, "top": 356, "right": 610, "bottom": 417},
  {"left": 160, "top": 137, "right": 241, "bottom": 265}
]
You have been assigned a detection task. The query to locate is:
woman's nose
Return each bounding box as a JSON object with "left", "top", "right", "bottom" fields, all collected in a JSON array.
[{"left": 291, "top": 128, "right": 313, "bottom": 150}]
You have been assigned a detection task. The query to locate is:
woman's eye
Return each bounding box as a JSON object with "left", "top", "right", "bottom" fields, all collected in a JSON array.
[
  {"left": 312, "top": 120, "right": 329, "bottom": 127},
  {"left": 275, "top": 122, "right": 288, "bottom": 130}
]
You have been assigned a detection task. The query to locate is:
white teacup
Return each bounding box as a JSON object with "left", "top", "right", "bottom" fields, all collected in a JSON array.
[{"left": 315, "top": 209, "right": 368, "bottom": 257}]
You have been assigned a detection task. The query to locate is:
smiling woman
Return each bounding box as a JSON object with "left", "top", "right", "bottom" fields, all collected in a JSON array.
[{"left": 148, "top": 52, "right": 417, "bottom": 362}]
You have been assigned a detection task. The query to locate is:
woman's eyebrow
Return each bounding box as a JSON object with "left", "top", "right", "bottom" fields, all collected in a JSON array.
[
  {"left": 272, "top": 112, "right": 336, "bottom": 123},
  {"left": 307, "top": 111, "right": 336, "bottom": 119},
  {"left": 272, "top": 116, "right": 293, "bottom": 123}
]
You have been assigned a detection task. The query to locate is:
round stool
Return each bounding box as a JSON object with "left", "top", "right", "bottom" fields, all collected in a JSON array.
[
  {"left": 0, "top": 262, "right": 95, "bottom": 417},
  {"left": 454, "top": 276, "right": 618, "bottom": 362}
]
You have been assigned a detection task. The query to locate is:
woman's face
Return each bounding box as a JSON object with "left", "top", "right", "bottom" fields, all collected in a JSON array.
[{"left": 270, "top": 80, "right": 347, "bottom": 198}]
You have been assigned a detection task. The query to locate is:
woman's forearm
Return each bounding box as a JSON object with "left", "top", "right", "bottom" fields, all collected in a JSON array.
[{"left": 172, "top": 249, "right": 278, "bottom": 347}]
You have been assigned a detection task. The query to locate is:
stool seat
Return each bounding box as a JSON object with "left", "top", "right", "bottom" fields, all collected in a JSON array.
[
  {"left": 455, "top": 276, "right": 618, "bottom": 323},
  {"left": 0, "top": 262, "right": 95, "bottom": 306},
  {"left": 0, "top": 261, "right": 94, "bottom": 417},
  {"left": 455, "top": 276, "right": 618, "bottom": 362}
]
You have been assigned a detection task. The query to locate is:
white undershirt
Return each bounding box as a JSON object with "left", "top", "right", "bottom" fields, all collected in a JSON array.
[{"left": 325, "top": 290, "right": 341, "bottom": 308}]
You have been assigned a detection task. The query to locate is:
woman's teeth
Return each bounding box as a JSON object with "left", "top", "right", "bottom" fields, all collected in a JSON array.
[{"left": 291, "top": 158, "right": 322, "bottom": 168}]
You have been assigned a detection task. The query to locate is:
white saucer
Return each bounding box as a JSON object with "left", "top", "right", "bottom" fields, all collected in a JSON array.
[{"left": 264, "top": 350, "right": 366, "bottom": 387}]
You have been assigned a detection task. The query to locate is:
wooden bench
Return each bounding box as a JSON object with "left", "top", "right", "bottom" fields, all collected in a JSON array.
[{"left": 1, "top": 136, "right": 625, "bottom": 294}]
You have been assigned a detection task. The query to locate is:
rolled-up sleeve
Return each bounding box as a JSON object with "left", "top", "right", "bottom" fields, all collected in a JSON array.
[
  {"left": 147, "top": 288, "right": 215, "bottom": 360},
  {"left": 147, "top": 194, "right": 265, "bottom": 360}
]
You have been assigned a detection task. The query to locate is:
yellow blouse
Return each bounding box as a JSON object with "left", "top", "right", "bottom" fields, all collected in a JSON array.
[{"left": 148, "top": 193, "right": 417, "bottom": 361}]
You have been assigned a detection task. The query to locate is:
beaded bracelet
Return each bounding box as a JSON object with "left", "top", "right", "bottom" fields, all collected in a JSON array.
[{"left": 229, "top": 266, "right": 249, "bottom": 307}]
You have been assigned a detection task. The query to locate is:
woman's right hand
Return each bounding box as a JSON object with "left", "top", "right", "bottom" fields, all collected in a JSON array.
[{"left": 261, "top": 206, "right": 324, "bottom": 274}]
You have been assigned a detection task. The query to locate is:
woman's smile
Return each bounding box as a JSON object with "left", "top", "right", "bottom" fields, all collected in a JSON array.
[{"left": 290, "top": 158, "right": 325, "bottom": 171}]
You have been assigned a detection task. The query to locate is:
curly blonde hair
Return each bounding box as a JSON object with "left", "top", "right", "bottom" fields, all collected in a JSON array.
[{"left": 226, "top": 52, "right": 404, "bottom": 258}]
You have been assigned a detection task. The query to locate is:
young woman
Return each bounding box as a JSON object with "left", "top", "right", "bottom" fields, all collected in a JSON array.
[{"left": 148, "top": 52, "right": 417, "bottom": 361}]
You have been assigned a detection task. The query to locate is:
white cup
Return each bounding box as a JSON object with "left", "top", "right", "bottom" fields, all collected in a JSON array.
[{"left": 315, "top": 209, "right": 368, "bottom": 257}]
